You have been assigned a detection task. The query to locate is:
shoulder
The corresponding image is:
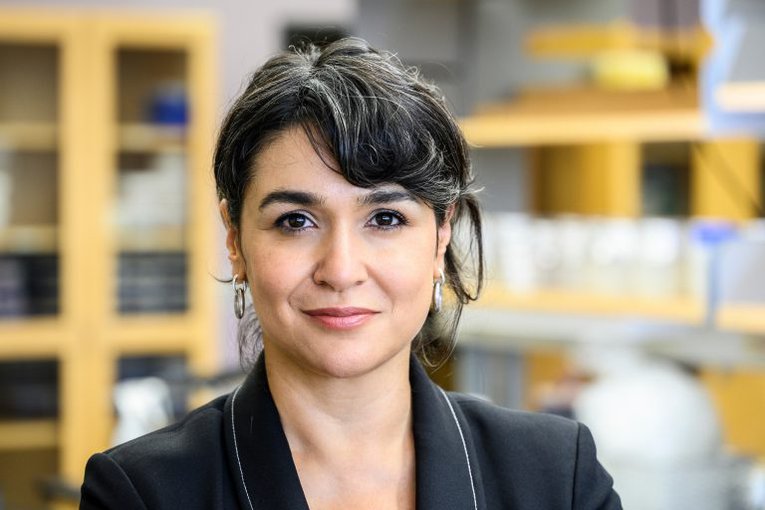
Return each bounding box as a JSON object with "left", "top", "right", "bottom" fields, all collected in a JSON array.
[
  {"left": 446, "top": 392, "right": 622, "bottom": 509},
  {"left": 105, "top": 394, "right": 228, "bottom": 470},
  {"left": 449, "top": 391, "right": 580, "bottom": 453},
  {"left": 81, "top": 395, "right": 231, "bottom": 509},
  {"left": 448, "top": 391, "right": 581, "bottom": 478}
]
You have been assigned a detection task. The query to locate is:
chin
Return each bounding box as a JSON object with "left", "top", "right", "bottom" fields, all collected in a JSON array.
[{"left": 304, "top": 340, "right": 411, "bottom": 380}]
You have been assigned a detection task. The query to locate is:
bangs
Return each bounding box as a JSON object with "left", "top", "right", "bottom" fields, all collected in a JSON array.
[{"left": 284, "top": 55, "right": 461, "bottom": 216}]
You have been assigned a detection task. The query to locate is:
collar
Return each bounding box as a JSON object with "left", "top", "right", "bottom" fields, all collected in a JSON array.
[{"left": 223, "top": 354, "right": 481, "bottom": 510}]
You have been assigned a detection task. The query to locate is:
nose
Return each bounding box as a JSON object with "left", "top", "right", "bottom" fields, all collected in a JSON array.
[{"left": 312, "top": 225, "right": 368, "bottom": 292}]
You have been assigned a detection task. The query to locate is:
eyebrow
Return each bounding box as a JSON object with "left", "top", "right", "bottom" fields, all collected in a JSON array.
[
  {"left": 258, "top": 190, "right": 324, "bottom": 210},
  {"left": 259, "top": 188, "right": 418, "bottom": 210}
]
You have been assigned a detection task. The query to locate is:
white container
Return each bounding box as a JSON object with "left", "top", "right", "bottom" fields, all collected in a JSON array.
[
  {"left": 587, "top": 218, "right": 639, "bottom": 295},
  {"left": 634, "top": 218, "right": 683, "bottom": 298},
  {"left": 116, "top": 150, "right": 186, "bottom": 228},
  {"left": 531, "top": 218, "right": 562, "bottom": 288},
  {"left": 557, "top": 215, "right": 591, "bottom": 291},
  {"left": 494, "top": 213, "right": 537, "bottom": 293}
]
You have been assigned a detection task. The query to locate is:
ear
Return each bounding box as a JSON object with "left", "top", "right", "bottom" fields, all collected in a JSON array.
[
  {"left": 219, "top": 199, "right": 247, "bottom": 281},
  {"left": 434, "top": 205, "right": 454, "bottom": 278}
]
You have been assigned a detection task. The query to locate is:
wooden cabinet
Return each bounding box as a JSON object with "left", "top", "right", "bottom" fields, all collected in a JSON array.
[{"left": 0, "top": 9, "right": 217, "bottom": 507}]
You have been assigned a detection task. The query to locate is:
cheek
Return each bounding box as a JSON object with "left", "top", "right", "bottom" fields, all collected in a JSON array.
[
  {"left": 244, "top": 242, "right": 305, "bottom": 314},
  {"left": 375, "top": 235, "right": 436, "bottom": 309}
]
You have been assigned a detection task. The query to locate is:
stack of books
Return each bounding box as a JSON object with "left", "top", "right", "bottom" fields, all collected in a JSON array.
[
  {"left": 117, "top": 252, "right": 187, "bottom": 314},
  {"left": 0, "top": 254, "right": 58, "bottom": 317},
  {"left": 0, "top": 359, "right": 58, "bottom": 418}
]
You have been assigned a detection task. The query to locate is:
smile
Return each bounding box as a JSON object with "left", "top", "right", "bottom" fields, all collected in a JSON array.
[{"left": 302, "top": 307, "right": 378, "bottom": 330}]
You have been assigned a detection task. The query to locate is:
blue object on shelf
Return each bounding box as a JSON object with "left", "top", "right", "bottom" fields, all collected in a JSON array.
[
  {"left": 690, "top": 220, "right": 738, "bottom": 246},
  {"left": 149, "top": 82, "right": 188, "bottom": 126},
  {"left": 690, "top": 220, "right": 738, "bottom": 327}
]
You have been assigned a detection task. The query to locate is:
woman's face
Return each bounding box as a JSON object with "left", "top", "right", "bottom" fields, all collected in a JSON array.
[{"left": 222, "top": 127, "right": 451, "bottom": 379}]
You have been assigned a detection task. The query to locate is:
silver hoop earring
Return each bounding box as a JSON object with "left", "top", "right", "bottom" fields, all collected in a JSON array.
[
  {"left": 232, "top": 275, "right": 248, "bottom": 319},
  {"left": 432, "top": 269, "right": 445, "bottom": 313}
]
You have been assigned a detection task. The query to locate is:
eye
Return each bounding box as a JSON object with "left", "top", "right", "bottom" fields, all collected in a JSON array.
[
  {"left": 368, "top": 210, "right": 406, "bottom": 229},
  {"left": 276, "top": 212, "right": 316, "bottom": 232}
]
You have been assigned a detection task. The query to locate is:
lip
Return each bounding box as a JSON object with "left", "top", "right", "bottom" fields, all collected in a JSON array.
[{"left": 303, "top": 307, "right": 378, "bottom": 330}]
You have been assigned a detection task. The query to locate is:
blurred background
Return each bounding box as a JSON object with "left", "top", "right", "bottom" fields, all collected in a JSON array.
[{"left": 0, "top": 0, "right": 764, "bottom": 508}]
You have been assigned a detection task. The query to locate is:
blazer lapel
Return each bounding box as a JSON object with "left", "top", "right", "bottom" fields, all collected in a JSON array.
[
  {"left": 223, "top": 355, "right": 310, "bottom": 510},
  {"left": 411, "top": 357, "right": 482, "bottom": 510}
]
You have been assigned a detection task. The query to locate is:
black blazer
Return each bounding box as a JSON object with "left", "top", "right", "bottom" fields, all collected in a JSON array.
[{"left": 80, "top": 355, "right": 621, "bottom": 509}]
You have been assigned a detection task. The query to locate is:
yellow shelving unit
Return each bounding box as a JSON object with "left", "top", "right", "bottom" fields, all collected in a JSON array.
[
  {"left": 118, "top": 123, "right": 186, "bottom": 153},
  {"left": 476, "top": 285, "right": 705, "bottom": 324},
  {"left": 525, "top": 21, "right": 712, "bottom": 64},
  {"left": 460, "top": 85, "right": 761, "bottom": 330},
  {"left": 716, "top": 304, "right": 765, "bottom": 335},
  {"left": 0, "top": 16, "right": 78, "bottom": 510},
  {"left": 108, "top": 317, "right": 203, "bottom": 353},
  {"left": 459, "top": 25, "right": 765, "bottom": 454},
  {"left": 0, "top": 321, "right": 64, "bottom": 359},
  {"left": 0, "top": 420, "right": 58, "bottom": 451},
  {"left": 461, "top": 86, "right": 705, "bottom": 147},
  {"left": 0, "top": 8, "right": 217, "bottom": 508},
  {"left": 0, "top": 123, "right": 58, "bottom": 152},
  {"left": 0, "top": 225, "right": 58, "bottom": 253}
]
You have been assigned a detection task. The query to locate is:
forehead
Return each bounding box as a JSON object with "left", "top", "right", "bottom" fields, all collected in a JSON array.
[{"left": 253, "top": 127, "right": 331, "bottom": 183}]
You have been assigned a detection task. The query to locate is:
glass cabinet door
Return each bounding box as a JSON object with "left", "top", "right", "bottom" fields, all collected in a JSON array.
[
  {"left": 0, "top": 42, "right": 61, "bottom": 320},
  {"left": 114, "top": 48, "right": 189, "bottom": 316}
]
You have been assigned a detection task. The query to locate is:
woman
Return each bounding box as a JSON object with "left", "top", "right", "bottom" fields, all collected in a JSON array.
[{"left": 80, "top": 38, "right": 621, "bottom": 509}]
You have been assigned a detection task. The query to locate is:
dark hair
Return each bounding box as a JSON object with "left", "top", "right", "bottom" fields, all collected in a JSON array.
[{"left": 214, "top": 37, "right": 483, "bottom": 367}]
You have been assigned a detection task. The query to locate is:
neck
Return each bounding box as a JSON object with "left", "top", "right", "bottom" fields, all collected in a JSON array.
[{"left": 263, "top": 347, "right": 413, "bottom": 462}]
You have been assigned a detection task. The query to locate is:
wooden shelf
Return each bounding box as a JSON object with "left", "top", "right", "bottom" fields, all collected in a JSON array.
[
  {"left": 107, "top": 315, "right": 196, "bottom": 354},
  {"left": 476, "top": 285, "right": 705, "bottom": 324},
  {"left": 117, "top": 225, "right": 185, "bottom": 252},
  {"left": 0, "top": 122, "right": 57, "bottom": 152},
  {"left": 0, "top": 319, "right": 63, "bottom": 359},
  {"left": 0, "top": 419, "right": 58, "bottom": 451},
  {"left": 460, "top": 86, "right": 705, "bottom": 147},
  {"left": 0, "top": 225, "right": 57, "bottom": 253},
  {"left": 716, "top": 304, "right": 765, "bottom": 334},
  {"left": 118, "top": 123, "right": 185, "bottom": 153},
  {"left": 526, "top": 22, "right": 711, "bottom": 61}
]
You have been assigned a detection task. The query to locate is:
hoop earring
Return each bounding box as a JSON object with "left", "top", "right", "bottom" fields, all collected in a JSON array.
[
  {"left": 232, "top": 275, "right": 248, "bottom": 319},
  {"left": 432, "top": 269, "right": 445, "bottom": 313}
]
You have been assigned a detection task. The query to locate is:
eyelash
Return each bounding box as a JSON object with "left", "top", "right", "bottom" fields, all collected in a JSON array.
[
  {"left": 368, "top": 209, "right": 408, "bottom": 230},
  {"left": 275, "top": 211, "right": 315, "bottom": 233},
  {"left": 274, "top": 209, "right": 409, "bottom": 233}
]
